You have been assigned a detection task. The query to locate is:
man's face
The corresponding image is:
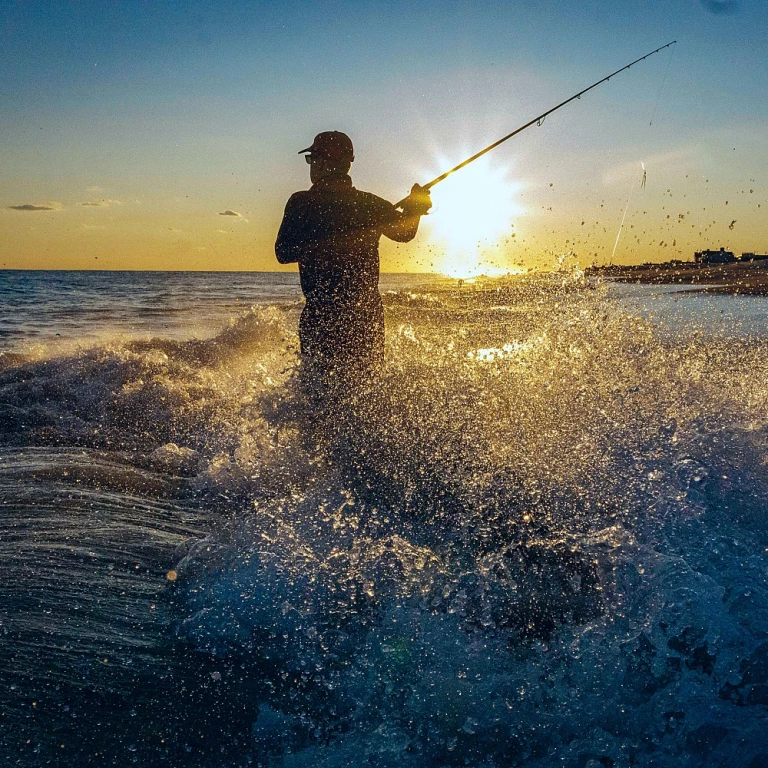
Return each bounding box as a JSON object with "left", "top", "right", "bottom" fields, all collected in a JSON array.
[
  {"left": 308, "top": 155, "right": 325, "bottom": 184},
  {"left": 307, "top": 154, "right": 351, "bottom": 183}
]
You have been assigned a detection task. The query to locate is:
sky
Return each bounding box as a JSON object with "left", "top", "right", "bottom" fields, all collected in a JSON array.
[{"left": 1, "top": 0, "right": 766, "bottom": 273}]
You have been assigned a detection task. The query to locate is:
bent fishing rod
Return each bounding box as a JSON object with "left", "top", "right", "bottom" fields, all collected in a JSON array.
[{"left": 396, "top": 40, "right": 676, "bottom": 209}]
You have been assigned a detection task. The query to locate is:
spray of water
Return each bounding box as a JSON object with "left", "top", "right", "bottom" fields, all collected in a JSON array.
[{"left": 2, "top": 274, "right": 768, "bottom": 766}]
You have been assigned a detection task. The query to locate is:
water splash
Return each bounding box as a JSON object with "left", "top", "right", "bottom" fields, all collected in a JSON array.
[{"left": 3, "top": 274, "right": 768, "bottom": 766}]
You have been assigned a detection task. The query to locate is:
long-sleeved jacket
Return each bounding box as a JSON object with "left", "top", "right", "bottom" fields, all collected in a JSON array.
[{"left": 275, "top": 174, "right": 421, "bottom": 371}]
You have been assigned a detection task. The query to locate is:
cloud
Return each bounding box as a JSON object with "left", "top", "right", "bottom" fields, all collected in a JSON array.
[
  {"left": 80, "top": 199, "right": 122, "bottom": 207},
  {"left": 86, "top": 185, "right": 105, "bottom": 194},
  {"left": 700, "top": 0, "right": 739, "bottom": 14},
  {"left": 218, "top": 209, "right": 249, "bottom": 223},
  {"left": 8, "top": 202, "right": 63, "bottom": 211}
]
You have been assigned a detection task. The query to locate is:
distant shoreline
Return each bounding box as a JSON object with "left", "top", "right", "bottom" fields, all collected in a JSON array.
[{"left": 587, "top": 260, "right": 768, "bottom": 296}]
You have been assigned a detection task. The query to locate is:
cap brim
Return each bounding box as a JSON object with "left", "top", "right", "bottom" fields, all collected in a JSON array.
[{"left": 298, "top": 146, "right": 313, "bottom": 155}]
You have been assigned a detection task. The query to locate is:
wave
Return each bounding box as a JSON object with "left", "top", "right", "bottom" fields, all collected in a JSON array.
[{"left": 2, "top": 275, "right": 768, "bottom": 766}]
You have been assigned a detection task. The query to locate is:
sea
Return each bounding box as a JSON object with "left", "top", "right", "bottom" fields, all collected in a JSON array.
[{"left": 1, "top": 269, "right": 768, "bottom": 767}]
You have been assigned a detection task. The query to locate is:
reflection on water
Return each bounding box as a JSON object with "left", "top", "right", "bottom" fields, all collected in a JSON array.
[
  {"left": 0, "top": 271, "right": 446, "bottom": 353},
  {"left": 0, "top": 270, "right": 303, "bottom": 350},
  {"left": 606, "top": 280, "right": 768, "bottom": 337},
  {"left": 2, "top": 272, "right": 768, "bottom": 766}
]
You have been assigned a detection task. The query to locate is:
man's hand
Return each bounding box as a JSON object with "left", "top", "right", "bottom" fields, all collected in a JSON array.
[{"left": 402, "top": 183, "right": 432, "bottom": 215}]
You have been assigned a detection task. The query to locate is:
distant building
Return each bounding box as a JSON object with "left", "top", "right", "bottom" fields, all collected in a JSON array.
[
  {"left": 694, "top": 247, "right": 736, "bottom": 264},
  {"left": 741, "top": 252, "right": 768, "bottom": 262}
]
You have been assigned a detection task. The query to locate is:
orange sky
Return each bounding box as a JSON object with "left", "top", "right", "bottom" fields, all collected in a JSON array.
[{"left": 2, "top": 2, "right": 766, "bottom": 273}]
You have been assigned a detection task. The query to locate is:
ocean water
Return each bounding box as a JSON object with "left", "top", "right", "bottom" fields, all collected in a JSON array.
[{"left": 1, "top": 269, "right": 768, "bottom": 767}]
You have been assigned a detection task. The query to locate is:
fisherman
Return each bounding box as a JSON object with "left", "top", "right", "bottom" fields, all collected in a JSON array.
[{"left": 275, "top": 131, "right": 431, "bottom": 384}]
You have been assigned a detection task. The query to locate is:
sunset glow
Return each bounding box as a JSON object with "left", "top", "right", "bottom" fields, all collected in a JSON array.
[
  {"left": 1, "top": 2, "right": 766, "bottom": 272},
  {"left": 423, "top": 156, "right": 525, "bottom": 278}
]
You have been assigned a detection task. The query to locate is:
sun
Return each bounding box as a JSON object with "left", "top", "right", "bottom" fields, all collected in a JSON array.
[{"left": 421, "top": 155, "right": 524, "bottom": 278}]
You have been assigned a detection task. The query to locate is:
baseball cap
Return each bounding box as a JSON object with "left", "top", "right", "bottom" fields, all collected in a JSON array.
[{"left": 298, "top": 131, "right": 354, "bottom": 162}]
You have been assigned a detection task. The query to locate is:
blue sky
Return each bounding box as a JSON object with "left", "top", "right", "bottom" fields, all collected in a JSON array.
[{"left": 1, "top": 0, "right": 766, "bottom": 271}]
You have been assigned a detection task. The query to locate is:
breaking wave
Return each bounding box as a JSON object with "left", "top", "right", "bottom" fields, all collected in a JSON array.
[{"left": 2, "top": 273, "right": 768, "bottom": 766}]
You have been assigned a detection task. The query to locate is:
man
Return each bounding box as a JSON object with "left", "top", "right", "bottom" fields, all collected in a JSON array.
[{"left": 275, "top": 131, "right": 431, "bottom": 382}]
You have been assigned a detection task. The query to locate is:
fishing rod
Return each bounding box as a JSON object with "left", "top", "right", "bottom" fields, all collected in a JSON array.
[{"left": 396, "top": 40, "right": 677, "bottom": 209}]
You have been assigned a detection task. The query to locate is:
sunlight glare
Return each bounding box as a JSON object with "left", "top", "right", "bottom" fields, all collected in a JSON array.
[{"left": 422, "top": 155, "right": 524, "bottom": 278}]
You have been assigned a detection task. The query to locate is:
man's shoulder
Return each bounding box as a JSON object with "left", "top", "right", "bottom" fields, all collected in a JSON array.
[
  {"left": 282, "top": 190, "right": 313, "bottom": 214},
  {"left": 354, "top": 189, "right": 389, "bottom": 204},
  {"left": 353, "top": 189, "right": 396, "bottom": 215}
]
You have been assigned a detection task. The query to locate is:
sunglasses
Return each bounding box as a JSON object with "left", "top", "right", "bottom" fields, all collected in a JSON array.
[{"left": 304, "top": 155, "right": 314, "bottom": 164}]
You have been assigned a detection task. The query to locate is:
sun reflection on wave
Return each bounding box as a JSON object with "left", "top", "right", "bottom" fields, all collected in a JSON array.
[{"left": 467, "top": 335, "right": 547, "bottom": 363}]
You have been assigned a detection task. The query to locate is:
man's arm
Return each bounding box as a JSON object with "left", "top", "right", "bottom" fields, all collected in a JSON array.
[
  {"left": 381, "top": 184, "right": 432, "bottom": 243},
  {"left": 381, "top": 209, "right": 424, "bottom": 243},
  {"left": 275, "top": 194, "right": 307, "bottom": 265}
]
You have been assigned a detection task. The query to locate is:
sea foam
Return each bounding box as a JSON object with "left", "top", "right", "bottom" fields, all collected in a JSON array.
[{"left": 3, "top": 274, "right": 768, "bottom": 766}]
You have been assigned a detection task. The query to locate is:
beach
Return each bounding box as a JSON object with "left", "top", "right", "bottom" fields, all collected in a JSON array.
[{"left": 589, "top": 259, "right": 768, "bottom": 295}]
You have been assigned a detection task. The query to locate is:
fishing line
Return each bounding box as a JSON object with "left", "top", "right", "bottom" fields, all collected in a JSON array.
[
  {"left": 610, "top": 164, "right": 645, "bottom": 262},
  {"left": 611, "top": 43, "right": 676, "bottom": 261},
  {"left": 395, "top": 41, "right": 676, "bottom": 208},
  {"left": 649, "top": 42, "right": 676, "bottom": 126}
]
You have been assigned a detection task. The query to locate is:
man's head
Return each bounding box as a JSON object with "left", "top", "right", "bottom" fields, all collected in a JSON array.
[{"left": 299, "top": 131, "right": 354, "bottom": 182}]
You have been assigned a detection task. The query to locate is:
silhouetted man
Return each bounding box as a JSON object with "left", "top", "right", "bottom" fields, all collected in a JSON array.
[{"left": 275, "top": 131, "right": 431, "bottom": 383}]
